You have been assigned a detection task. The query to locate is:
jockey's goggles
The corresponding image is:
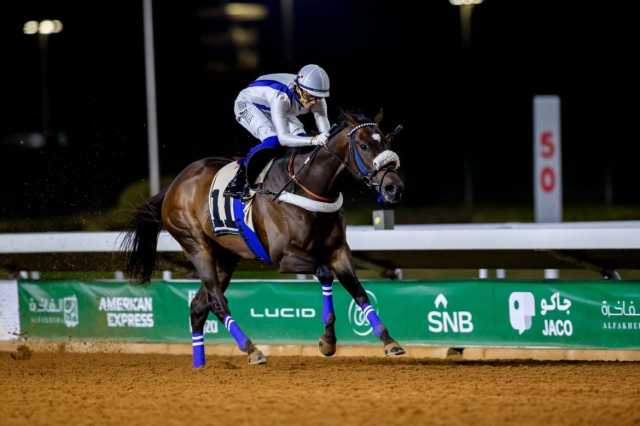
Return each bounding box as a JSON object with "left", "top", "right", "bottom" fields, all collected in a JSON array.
[{"left": 297, "top": 87, "right": 320, "bottom": 103}]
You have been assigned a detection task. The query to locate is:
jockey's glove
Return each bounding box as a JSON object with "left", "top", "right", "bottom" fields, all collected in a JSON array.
[{"left": 311, "top": 132, "right": 330, "bottom": 146}]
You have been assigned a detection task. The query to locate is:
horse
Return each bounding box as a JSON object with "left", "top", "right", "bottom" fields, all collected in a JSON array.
[{"left": 122, "top": 110, "right": 406, "bottom": 367}]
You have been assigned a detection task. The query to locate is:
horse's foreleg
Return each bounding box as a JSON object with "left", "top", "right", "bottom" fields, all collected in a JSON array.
[
  {"left": 331, "top": 246, "right": 405, "bottom": 356},
  {"left": 315, "top": 265, "right": 336, "bottom": 356}
]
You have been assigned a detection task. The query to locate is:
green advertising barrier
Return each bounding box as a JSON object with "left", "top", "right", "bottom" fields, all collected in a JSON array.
[{"left": 17, "top": 279, "right": 640, "bottom": 349}]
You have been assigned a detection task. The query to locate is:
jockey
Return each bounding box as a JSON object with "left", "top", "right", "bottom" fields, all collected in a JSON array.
[{"left": 225, "top": 64, "right": 331, "bottom": 198}]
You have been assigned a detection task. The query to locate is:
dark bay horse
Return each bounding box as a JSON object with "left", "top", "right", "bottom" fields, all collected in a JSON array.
[{"left": 122, "top": 111, "right": 405, "bottom": 366}]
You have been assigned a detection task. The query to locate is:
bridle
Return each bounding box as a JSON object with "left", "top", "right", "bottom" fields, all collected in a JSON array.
[
  {"left": 342, "top": 122, "right": 399, "bottom": 193},
  {"left": 275, "top": 120, "right": 400, "bottom": 202}
]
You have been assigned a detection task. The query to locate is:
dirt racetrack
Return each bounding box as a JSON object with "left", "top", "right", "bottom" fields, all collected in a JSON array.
[{"left": 1, "top": 351, "right": 639, "bottom": 426}]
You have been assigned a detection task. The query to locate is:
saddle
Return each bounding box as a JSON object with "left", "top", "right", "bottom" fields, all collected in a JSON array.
[{"left": 209, "top": 161, "right": 273, "bottom": 263}]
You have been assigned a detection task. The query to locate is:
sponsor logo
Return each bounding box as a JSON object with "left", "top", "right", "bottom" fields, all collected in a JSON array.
[
  {"left": 540, "top": 292, "right": 572, "bottom": 336},
  {"left": 600, "top": 299, "right": 640, "bottom": 331},
  {"left": 427, "top": 293, "right": 474, "bottom": 334},
  {"left": 28, "top": 295, "right": 79, "bottom": 328},
  {"left": 508, "top": 291, "right": 573, "bottom": 337},
  {"left": 98, "top": 297, "right": 154, "bottom": 328},
  {"left": 250, "top": 308, "right": 316, "bottom": 318},
  {"left": 348, "top": 289, "right": 378, "bottom": 337},
  {"left": 509, "top": 292, "right": 535, "bottom": 335},
  {"left": 62, "top": 295, "right": 79, "bottom": 328}
]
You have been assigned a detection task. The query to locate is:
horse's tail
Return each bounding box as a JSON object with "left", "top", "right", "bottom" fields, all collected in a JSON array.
[{"left": 121, "top": 188, "right": 167, "bottom": 283}]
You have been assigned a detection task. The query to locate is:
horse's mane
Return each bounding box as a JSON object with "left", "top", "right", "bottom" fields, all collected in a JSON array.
[{"left": 338, "top": 109, "right": 370, "bottom": 124}]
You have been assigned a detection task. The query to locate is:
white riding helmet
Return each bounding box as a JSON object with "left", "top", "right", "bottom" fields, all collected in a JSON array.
[{"left": 295, "top": 64, "right": 330, "bottom": 98}]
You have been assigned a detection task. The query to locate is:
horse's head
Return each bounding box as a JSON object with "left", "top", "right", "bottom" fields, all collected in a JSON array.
[{"left": 333, "top": 111, "right": 404, "bottom": 203}]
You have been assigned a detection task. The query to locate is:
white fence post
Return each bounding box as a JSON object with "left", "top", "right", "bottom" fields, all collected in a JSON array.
[{"left": 544, "top": 269, "right": 559, "bottom": 279}]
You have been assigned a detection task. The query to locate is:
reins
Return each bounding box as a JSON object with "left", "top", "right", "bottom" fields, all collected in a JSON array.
[
  {"left": 285, "top": 149, "right": 335, "bottom": 202},
  {"left": 271, "top": 120, "right": 397, "bottom": 203},
  {"left": 271, "top": 123, "right": 344, "bottom": 202}
]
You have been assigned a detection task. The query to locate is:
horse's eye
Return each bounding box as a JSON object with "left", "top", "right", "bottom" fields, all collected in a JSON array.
[{"left": 359, "top": 143, "right": 369, "bottom": 151}]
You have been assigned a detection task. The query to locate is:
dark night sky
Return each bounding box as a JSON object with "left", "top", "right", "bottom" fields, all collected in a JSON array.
[{"left": 0, "top": 0, "right": 638, "bottom": 219}]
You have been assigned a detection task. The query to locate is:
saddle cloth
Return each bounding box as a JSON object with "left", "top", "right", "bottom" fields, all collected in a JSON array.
[
  {"left": 209, "top": 161, "right": 272, "bottom": 264},
  {"left": 209, "top": 161, "right": 248, "bottom": 235}
]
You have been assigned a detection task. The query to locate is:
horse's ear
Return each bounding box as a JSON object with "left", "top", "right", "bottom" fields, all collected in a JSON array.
[{"left": 374, "top": 108, "right": 384, "bottom": 125}]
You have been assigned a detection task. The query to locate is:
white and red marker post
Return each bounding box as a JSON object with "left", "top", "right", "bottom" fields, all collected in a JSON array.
[
  {"left": 534, "top": 95, "right": 562, "bottom": 279},
  {"left": 534, "top": 95, "right": 562, "bottom": 223}
]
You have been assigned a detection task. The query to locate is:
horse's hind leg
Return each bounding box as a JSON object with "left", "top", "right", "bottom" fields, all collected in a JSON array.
[
  {"left": 187, "top": 241, "right": 266, "bottom": 366},
  {"left": 331, "top": 246, "right": 405, "bottom": 356},
  {"left": 189, "top": 249, "right": 236, "bottom": 367},
  {"left": 190, "top": 286, "right": 210, "bottom": 368},
  {"left": 188, "top": 243, "right": 222, "bottom": 368},
  {"left": 315, "top": 265, "right": 337, "bottom": 356}
]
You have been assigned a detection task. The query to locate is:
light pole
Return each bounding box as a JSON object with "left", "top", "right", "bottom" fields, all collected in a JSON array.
[
  {"left": 23, "top": 20, "right": 63, "bottom": 143},
  {"left": 143, "top": 0, "right": 161, "bottom": 196},
  {"left": 281, "top": 0, "right": 294, "bottom": 66},
  {"left": 449, "top": 0, "right": 483, "bottom": 210},
  {"left": 449, "top": 0, "right": 483, "bottom": 48}
]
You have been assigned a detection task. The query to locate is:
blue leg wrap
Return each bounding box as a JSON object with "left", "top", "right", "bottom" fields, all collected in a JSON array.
[
  {"left": 321, "top": 281, "right": 334, "bottom": 326},
  {"left": 223, "top": 315, "right": 249, "bottom": 351},
  {"left": 192, "top": 333, "right": 205, "bottom": 368},
  {"left": 360, "top": 303, "right": 384, "bottom": 338}
]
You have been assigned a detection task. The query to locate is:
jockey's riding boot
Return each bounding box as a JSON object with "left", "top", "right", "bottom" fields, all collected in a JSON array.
[{"left": 225, "top": 165, "right": 247, "bottom": 198}]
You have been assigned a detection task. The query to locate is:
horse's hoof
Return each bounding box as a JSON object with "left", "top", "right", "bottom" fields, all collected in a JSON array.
[
  {"left": 318, "top": 335, "right": 336, "bottom": 357},
  {"left": 384, "top": 342, "right": 406, "bottom": 357},
  {"left": 248, "top": 349, "right": 267, "bottom": 365}
]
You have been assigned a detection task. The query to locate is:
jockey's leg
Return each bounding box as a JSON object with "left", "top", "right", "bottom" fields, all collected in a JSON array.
[
  {"left": 230, "top": 100, "right": 279, "bottom": 198},
  {"left": 330, "top": 246, "right": 405, "bottom": 356},
  {"left": 224, "top": 160, "right": 248, "bottom": 198},
  {"left": 315, "top": 265, "right": 337, "bottom": 356},
  {"left": 244, "top": 136, "right": 279, "bottom": 189},
  {"left": 225, "top": 136, "right": 280, "bottom": 198}
]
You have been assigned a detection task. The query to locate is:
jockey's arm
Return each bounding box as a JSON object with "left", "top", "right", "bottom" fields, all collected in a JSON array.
[
  {"left": 271, "top": 98, "right": 315, "bottom": 147},
  {"left": 312, "top": 99, "right": 331, "bottom": 133},
  {"left": 287, "top": 116, "right": 306, "bottom": 136}
]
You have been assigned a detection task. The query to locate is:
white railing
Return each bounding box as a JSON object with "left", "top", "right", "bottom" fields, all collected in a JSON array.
[{"left": 1, "top": 221, "right": 640, "bottom": 254}]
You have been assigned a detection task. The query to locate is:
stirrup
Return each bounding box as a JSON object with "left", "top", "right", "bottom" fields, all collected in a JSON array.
[
  {"left": 226, "top": 181, "right": 251, "bottom": 199},
  {"left": 224, "top": 176, "right": 245, "bottom": 197},
  {"left": 224, "top": 187, "right": 245, "bottom": 198},
  {"left": 240, "top": 185, "right": 254, "bottom": 201}
]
